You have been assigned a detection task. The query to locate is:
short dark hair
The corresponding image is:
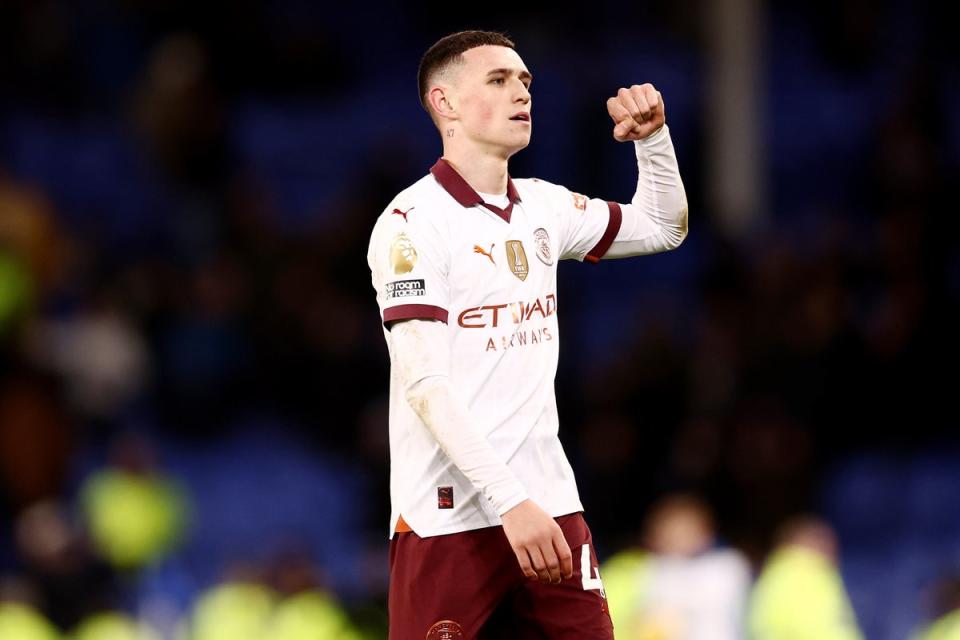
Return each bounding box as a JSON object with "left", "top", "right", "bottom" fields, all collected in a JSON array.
[{"left": 417, "top": 30, "right": 516, "bottom": 112}]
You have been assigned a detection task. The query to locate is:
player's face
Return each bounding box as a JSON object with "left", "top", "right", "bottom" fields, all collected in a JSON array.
[{"left": 453, "top": 46, "right": 532, "bottom": 156}]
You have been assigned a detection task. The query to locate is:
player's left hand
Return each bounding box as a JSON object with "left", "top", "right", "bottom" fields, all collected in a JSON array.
[{"left": 607, "top": 83, "right": 666, "bottom": 142}]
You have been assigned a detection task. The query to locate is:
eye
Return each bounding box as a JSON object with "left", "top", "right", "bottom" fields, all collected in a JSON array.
[{"left": 490, "top": 77, "right": 505, "bottom": 85}]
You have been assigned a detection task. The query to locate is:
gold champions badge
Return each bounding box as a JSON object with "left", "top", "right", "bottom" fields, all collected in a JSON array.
[{"left": 505, "top": 240, "right": 528, "bottom": 281}]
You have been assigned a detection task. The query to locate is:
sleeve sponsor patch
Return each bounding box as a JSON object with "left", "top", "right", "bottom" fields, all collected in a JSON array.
[{"left": 385, "top": 279, "right": 426, "bottom": 299}]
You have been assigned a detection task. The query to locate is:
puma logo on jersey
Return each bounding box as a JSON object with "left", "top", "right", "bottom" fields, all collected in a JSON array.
[
  {"left": 392, "top": 206, "right": 414, "bottom": 222},
  {"left": 473, "top": 243, "right": 496, "bottom": 265}
]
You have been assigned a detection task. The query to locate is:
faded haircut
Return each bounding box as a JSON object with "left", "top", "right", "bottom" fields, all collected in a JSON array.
[{"left": 417, "top": 30, "right": 516, "bottom": 114}]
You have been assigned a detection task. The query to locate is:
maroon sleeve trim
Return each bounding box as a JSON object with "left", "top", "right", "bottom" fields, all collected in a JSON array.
[
  {"left": 585, "top": 201, "right": 623, "bottom": 264},
  {"left": 383, "top": 304, "right": 449, "bottom": 328}
]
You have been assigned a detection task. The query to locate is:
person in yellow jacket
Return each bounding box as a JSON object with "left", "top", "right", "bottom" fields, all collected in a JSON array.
[
  {"left": 0, "top": 601, "right": 60, "bottom": 640},
  {"left": 911, "top": 575, "right": 960, "bottom": 640},
  {"left": 185, "top": 579, "right": 365, "bottom": 640},
  {"left": 602, "top": 547, "right": 655, "bottom": 638},
  {"left": 914, "top": 609, "right": 960, "bottom": 640},
  {"left": 79, "top": 434, "right": 190, "bottom": 572},
  {"left": 602, "top": 494, "right": 751, "bottom": 640},
  {"left": 748, "top": 516, "right": 863, "bottom": 640},
  {"left": 187, "top": 581, "right": 277, "bottom": 640},
  {"left": 266, "top": 589, "right": 363, "bottom": 640},
  {"left": 71, "top": 611, "right": 162, "bottom": 640}
]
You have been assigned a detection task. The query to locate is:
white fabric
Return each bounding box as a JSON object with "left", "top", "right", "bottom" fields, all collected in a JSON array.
[
  {"left": 608, "top": 125, "right": 689, "bottom": 257},
  {"left": 391, "top": 319, "right": 529, "bottom": 517},
  {"left": 643, "top": 549, "right": 752, "bottom": 640},
  {"left": 367, "top": 125, "right": 687, "bottom": 538},
  {"left": 476, "top": 190, "right": 511, "bottom": 209}
]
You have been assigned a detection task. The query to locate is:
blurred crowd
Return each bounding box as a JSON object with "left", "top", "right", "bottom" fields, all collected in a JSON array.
[{"left": 1, "top": 0, "right": 958, "bottom": 638}]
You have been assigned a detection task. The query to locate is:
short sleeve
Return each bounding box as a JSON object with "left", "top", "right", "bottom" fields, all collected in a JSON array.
[
  {"left": 368, "top": 207, "right": 451, "bottom": 327},
  {"left": 545, "top": 182, "right": 623, "bottom": 263}
]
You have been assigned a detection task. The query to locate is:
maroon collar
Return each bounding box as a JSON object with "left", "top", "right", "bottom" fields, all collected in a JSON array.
[{"left": 430, "top": 158, "right": 521, "bottom": 223}]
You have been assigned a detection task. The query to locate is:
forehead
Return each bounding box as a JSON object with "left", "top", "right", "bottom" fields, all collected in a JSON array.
[{"left": 460, "top": 45, "right": 528, "bottom": 76}]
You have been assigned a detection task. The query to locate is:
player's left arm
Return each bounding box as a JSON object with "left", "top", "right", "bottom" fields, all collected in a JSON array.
[{"left": 603, "top": 83, "right": 688, "bottom": 258}]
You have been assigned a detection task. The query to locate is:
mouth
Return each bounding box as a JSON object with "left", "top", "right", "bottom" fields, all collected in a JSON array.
[{"left": 509, "top": 112, "right": 531, "bottom": 122}]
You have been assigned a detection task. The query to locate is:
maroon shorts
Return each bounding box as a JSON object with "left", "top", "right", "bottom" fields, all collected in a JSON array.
[{"left": 388, "top": 512, "right": 614, "bottom": 639}]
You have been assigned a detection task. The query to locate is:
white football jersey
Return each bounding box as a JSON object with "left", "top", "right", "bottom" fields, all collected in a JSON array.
[{"left": 368, "top": 158, "right": 622, "bottom": 538}]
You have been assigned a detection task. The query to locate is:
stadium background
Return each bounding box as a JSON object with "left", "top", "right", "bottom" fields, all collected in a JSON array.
[{"left": 0, "top": 0, "right": 957, "bottom": 638}]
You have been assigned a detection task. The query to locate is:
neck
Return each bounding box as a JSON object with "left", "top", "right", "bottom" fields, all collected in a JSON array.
[{"left": 441, "top": 141, "right": 511, "bottom": 195}]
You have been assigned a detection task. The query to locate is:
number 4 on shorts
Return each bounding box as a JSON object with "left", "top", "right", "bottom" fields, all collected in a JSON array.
[{"left": 580, "top": 544, "right": 606, "bottom": 598}]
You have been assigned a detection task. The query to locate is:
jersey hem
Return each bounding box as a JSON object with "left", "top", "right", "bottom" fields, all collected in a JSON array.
[{"left": 388, "top": 503, "right": 585, "bottom": 539}]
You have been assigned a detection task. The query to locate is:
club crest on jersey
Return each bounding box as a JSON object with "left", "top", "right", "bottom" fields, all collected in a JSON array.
[
  {"left": 426, "top": 620, "right": 463, "bottom": 640},
  {"left": 390, "top": 232, "right": 418, "bottom": 274},
  {"left": 505, "top": 240, "right": 529, "bottom": 281},
  {"left": 533, "top": 228, "right": 552, "bottom": 265}
]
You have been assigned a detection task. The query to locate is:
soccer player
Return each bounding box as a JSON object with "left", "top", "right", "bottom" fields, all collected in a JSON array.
[{"left": 367, "top": 30, "right": 688, "bottom": 639}]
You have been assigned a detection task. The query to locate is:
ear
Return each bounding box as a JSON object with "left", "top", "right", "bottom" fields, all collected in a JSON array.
[{"left": 428, "top": 85, "right": 458, "bottom": 122}]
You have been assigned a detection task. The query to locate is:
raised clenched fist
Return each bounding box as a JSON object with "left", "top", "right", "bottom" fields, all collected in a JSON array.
[{"left": 607, "top": 83, "right": 666, "bottom": 142}]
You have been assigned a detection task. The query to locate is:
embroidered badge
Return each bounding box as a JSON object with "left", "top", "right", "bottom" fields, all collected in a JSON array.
[
  {"left": 505, "top": 240, "right": 529, "bottom": 281},
  {"left": 533, "top": 228, "right": 552, "bottom": 265},
  {"left": 426, "top": 620, "right": 464, "bottom": 639}
]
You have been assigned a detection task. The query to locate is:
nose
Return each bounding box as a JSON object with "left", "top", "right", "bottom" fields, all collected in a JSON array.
[{"left": 514, "top": 79, "right": 530, "bottom": 103}]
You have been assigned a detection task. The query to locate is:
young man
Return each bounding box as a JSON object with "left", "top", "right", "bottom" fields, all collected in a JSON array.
[{"left": 367, "top": 30, "right": 688, "bottom": 639}]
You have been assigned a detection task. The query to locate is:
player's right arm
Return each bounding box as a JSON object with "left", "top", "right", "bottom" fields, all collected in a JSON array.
[{"left": 390, "top": 318, "right": 573, "bottom": 585}]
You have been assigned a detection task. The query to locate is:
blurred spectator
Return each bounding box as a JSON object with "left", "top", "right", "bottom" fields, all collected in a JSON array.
[
  {"left": 0, "top": 178, "right": 64, "bottom": 293},
  {"left": 25, "top": 299, "right": 150, "bottom": 424},
  {"left": 0, "top": 373, "right": 72, "bottom": 510},
  {"left": 602, "top": 545, "right": 653, "bottom": 639},
  {"left": 0, "top": 601, "right": 60, "bottom": 640},
  {"left": 0, "top": 177, "right": 64, "bottom": 344},
  {"left": 264, "top": 546, "right": 364, "bottom": 640},
  {"left": 13, "top": 500, "right": 115, "bottom": 630},
  {"left": 603, "top": 494, "right": 751, "bottom": 640},
  {"left": 182, "top": 545, "right": 365, "bottom": 639},
  {"left": 266, "top": 590, "right": 362, "bottom": 640},
  {"left": 748, "top": 516, "right": 862, "bottom": 640},
  {"left": 186, "top": 578, "right": 276, "bottom": 640},
  {"left": 185, "top": 577, "right": 363, "bottom": 640},
  {"left": 911, "top": 574, "right": 960, "bottom": 640},
  {"left": 79, "top": 432, "right": 190, "bottom": 572},
  {"left": 0, "top": 248, "right": 33, "bottom": 341},
  {"left": 132, "top": 33, "right": 227, "bottom": 189},
  {"left": 71, "top": 611, "right": 161, "bottom": 640}
]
